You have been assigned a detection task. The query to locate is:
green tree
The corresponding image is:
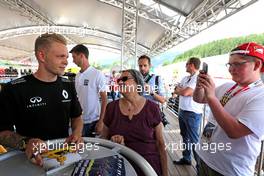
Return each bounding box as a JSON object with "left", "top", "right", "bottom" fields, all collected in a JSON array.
[{"left": 172, "top": 33, "right": 264, "bottom": 63}]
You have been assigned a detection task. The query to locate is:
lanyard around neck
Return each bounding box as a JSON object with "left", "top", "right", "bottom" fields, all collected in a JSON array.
[
  {"left": 186, "top": 73, "right": 196, "bottom": 83},
  {"left": 220, "top": 79, "right": 263, "bottom": 106}
]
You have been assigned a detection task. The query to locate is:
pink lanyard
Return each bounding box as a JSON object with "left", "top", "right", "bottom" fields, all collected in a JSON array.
[{"left": 220, "top": 80, "right": 263, "bottom": 106}]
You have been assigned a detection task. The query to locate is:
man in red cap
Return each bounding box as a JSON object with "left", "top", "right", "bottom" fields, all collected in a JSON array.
[{"left": 193, "top": 42, "right": 264, "bottom": 176}]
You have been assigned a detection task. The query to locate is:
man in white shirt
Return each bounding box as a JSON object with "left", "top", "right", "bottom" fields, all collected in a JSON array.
[
  {"left": 70, "top": 44, "right": 107, "bottom": 137},
  {"left": 173, "top": 57, "right": 204, "bottom": 165},
  {"left": 194, "top": 42, "right": 264, "bottom": 176}
]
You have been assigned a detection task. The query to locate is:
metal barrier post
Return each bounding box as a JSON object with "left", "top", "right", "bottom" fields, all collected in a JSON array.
[
  {"left": 200, "top": 104, "right": 207, "bottom": 135},
  {"left": 257, "top": 140, "right": 264, "bottom": 176}
]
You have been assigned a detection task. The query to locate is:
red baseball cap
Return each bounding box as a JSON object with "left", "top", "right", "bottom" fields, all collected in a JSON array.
[{"left": 230, "top": 42, "right": 264, "bottom": 72}]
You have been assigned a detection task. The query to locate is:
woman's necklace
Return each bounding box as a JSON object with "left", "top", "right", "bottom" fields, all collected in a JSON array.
[{"left": 127, "top": 104, "right": 135, "bottom": 113}]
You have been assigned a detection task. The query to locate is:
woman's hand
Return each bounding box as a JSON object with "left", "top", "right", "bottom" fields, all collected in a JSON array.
[{"left": 110, "top": 135, "right": 125, "bottom": 145}]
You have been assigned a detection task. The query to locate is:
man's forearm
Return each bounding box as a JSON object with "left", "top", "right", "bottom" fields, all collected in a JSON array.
[
  {"left": 0, "top": 130, "right": 24, "bottom": 149},
  {"left": 193, "top": 87, "right": 207, "bottom": 103},
  {"left": 71, "top": 117, "right": 83, "bottom": 136},
  {"left": 99, "top": 94, "right": 107, "bottom": 121},
  {"left": 174, "top": 87, "right": 185, "bottom": 96},
  {"left": 153, "top": 93, "right": 166, "bottom": 104}
]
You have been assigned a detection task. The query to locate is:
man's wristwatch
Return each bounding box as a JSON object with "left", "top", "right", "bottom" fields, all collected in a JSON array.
[{"left": 17, "top": 137, "right": 31, "bottom": 151}]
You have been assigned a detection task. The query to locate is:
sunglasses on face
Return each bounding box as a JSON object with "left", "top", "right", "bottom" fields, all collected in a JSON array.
[{"left": 117, "top": 76, "right": 134, "bottom": 83}]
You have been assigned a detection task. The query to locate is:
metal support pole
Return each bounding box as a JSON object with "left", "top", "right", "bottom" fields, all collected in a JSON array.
[
  {"left": 120, "top": 0, "right": 138, "bottom": 69},
  {"left": 121, "top": 0, "right": 125, "bottom": 70},
  {"left": 134, "top": 0, "right": 139, "bottom": 69},
  {"left": 257, "top": 141, "right": 264, "bottom": 176}
]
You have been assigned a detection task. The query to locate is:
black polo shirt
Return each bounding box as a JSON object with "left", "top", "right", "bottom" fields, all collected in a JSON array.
[{"left": 0, "top": 75, "right": 82, "bottom": 140}]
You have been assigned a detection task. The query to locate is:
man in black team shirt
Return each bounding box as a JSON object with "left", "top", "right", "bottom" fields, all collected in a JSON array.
[{"left": 0, "top": 33, "right": 83, "bottom": 166}]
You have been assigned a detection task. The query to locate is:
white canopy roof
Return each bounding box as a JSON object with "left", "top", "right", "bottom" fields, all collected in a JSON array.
[{"left": 0, "top": 0, "right": 258, "bottom": 65}]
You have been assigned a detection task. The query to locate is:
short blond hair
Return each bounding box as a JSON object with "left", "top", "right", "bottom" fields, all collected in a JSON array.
[{"left": 34, "top": 33, "right": 67, "bottom": 55}]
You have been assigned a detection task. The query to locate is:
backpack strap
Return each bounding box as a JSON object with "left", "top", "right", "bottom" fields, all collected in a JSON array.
[
  {"left": 154, "top": 75, "right": 159, "bottom": 93},
  {"left": 144, "top": 74, "right": 153, "bottom": 83}
]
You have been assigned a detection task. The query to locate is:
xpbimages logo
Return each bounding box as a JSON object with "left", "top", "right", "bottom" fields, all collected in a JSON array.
[
  {"left": 32, "top": 141, "right": 100, "bottom": 155},
  {"left": 165, "top": 140, "right": 232, "bottom": 154},
  {"left": 104, "top": 84, "right": 160, "bottom": 95}
]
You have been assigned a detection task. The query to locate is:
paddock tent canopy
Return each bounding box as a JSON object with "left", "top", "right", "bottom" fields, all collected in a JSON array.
[{"left": 0, "top": 0, "right": 258, "bottom": 66}]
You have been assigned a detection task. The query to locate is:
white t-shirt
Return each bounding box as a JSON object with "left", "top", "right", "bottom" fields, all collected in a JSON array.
[
  {"left": 196, "top": 82, "right": 264, "bottom": 176},
  {"left": 75, "top": 66, "right": 107, "bottom": 124},
  {"left": 179, "top": 73, "right": 204, "bottom": 114}
]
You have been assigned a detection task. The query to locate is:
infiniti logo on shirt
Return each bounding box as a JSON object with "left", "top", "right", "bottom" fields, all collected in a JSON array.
[
  {"left": 30, "top": 96, "right": 42, "bottom": 103},
  {"left": 27, "top": 96, "right": 46, "bottom": 108}
]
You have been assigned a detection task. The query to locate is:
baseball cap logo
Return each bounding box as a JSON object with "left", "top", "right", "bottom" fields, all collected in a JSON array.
[
  {"left": 30, "top": 97, "right": 42, "bottom": 103},
  {"left": 62, "top": 90, "right": 68, "bottom": 99},
  {"left": 255, "top": 48, "right": 263, "bottom": 54},
  {"left": 231, "top": 42, "right": 264, "bottom": 72}
]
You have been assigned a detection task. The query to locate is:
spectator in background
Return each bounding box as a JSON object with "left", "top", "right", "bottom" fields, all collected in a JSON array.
[
  {"left": 0, "top": 33, "right": 83, "bottom": 166},
  {"left": 138, "top": 55, "right": 166, "bottom": 104},
  {"left": 109, "top": 70, "right": 119, "bottom": 101},
  {"left": 102, "top": 69, "right": 168, "bottom": 176},
  {"left": 194, "top": 42, "right": 264, "bottom": 176},
  {"left": 70, "top": 44, "right": 107, "bottom": 137},
  {"left": 173, "top": 57, "right": 204, "bottom": 165}
]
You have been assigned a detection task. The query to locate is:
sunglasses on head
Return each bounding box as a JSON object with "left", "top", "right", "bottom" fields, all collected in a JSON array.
[{"left": 117, "top": 76, "right": 134, "bottom": 83}]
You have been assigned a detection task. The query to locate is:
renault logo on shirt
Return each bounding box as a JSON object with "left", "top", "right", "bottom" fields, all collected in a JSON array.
[
  {"left": 62, "top": 90, "right": 71, "bottom": 102},
  {"left": 62, "top": 90, "right": 68, "bottom": 99},
  {"left": 30, "top": 96, "right": 42, "bottom": 103}
]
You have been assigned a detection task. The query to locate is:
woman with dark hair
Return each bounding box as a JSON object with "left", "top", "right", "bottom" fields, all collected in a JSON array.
[{"left": 102, "top": 69, "right": 168, "bottom": 176}]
